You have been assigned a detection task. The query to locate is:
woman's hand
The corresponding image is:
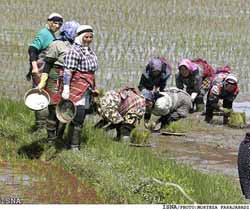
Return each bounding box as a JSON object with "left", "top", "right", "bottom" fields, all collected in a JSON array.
[{"left": 62, "top": 85, "right": 70, "bottom": 99}]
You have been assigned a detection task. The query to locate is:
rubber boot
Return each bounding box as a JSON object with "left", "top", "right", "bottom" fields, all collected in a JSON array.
[
  {"left": 66, "top": 123, "right": 74, "bottom": 149},
  {"left": 157, "top": 115, "right": 171, "bottom": 129},
  {"left": 36, "top": 108, "right": 48, "bottom": 129},
  {"left": 194, "top": 95, "right": 204, "bottom": 112},
  {"left": 196, "top": 103, "right": 205, "bottom": 113},
  {"left": 70, "top": 125, "right": 82, "bottom": 151},
  {"left": 223, "top": 116, "right": 229, "bottom": 125},
  {"left": 29, "top": 110, "right": 47, "bottom": 133},
  {"left": 57, "top": 122, "right": 66, "bottom": 139},
  {"left": 47, "top": 119, "right": 57, "bottom": 143},
  {"left": 117, "top": 123, "right": 134, "bottom": 143},
  {"left": 205, "top": 107, "right": 213, "bottom": 123}
]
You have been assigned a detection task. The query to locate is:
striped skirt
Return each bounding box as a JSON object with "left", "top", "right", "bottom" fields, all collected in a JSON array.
[{"left": 69, "top": 71, "right": 95, "bottom": 104}]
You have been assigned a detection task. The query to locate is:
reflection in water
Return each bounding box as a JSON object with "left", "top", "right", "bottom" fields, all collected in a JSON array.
[
  {"left": 233, "top": 101, "right": 250, "bottom": 117},
  {"left": 0, "top": 164, "right": 29, "bottom": 203}
]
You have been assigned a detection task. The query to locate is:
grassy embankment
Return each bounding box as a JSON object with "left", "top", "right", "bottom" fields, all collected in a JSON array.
[{"left": 0, "top": 98, "right": 245, "bottom": 204}]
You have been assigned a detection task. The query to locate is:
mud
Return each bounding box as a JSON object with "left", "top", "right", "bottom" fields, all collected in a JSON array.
[{"left": 151, "top": 105, "right": 250, "bottom": 178}]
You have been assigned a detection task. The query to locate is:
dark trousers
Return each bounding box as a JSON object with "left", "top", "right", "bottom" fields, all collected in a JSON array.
[
  {"left": 116, "top": 123, "right": 135, "bottom": 140},
  {"left": 205, "top": 99, "right": 232, "bottom": 124},
  {"left": 194, "top": 94, "right": 205, "bottom": 112},
  {"left": 95, "top": 119, "right": 134, "bottom": 140}
]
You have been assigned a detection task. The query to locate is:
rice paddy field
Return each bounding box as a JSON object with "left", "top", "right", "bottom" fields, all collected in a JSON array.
[
  {"left": 0, "top": 0, "right": 250, "bottom": 99},
  {"left": 1, "top": 1, "right": 250, "bottom": 203}
]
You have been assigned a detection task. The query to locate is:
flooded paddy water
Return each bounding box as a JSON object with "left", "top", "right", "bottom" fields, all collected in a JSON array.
[
  {"left": 0, "top": 160, "right": 100, "bottom": 204},
  {"left": 151, "top": 97, "right": 250, "bottom": 179},
  {"left": 152, "top": 129, "right": 239, "bottom": 177},
  {"left": 1, "top": 1, "right": 250, "bottom": 99},
  {"left": 1, "top": 0, "right": 250, "bottom": 203}
]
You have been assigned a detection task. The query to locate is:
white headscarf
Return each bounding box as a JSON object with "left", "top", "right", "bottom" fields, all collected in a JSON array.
[
  {"left": 153, "top": 92, "right": 172, "bottom": 116},
  {"left": 74, "top": 25, "right": 93, "bottom": 46}
]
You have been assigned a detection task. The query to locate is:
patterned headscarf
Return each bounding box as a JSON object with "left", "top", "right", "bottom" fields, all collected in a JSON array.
[
  {"left": 149, "top": 58, "right": 162, "bottom": 72},
  {"left": 178, "top": 59, "right": 197, "bottom": 71},
  {"left": 60, "top": 20, "right": 80, "bottom": 42}
]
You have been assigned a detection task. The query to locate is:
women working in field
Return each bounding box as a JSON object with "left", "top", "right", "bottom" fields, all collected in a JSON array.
[
  {"left": 138, "top": 57, "right": 172, "bottom": 93},
  {"left": 176, "top": 58, "right": 215, "bottom": 112},
  {"left": 27, "top": 13, "right": 63, "bottom": 132},
  {"left": 144, "top": 87, "right": 192, "bottom": 131},
  {"left": 62, "top": 25, "right": 99, "bottom": 151},
  {"left": 94, "top": 87, "right": 146, "bottom": 142},
  {"left": 205, "top": 73, "right": 239, "bottom": 124},
  {"left": 37, "top": 20, "right": 80, "bottom": 143}
]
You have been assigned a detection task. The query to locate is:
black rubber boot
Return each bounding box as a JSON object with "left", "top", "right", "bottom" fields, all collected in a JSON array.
[
  {"left": 69, "top": 105, "right": 86, "bottom": 151},
  {"left": 35, "top": 108, "right": 48, "bottom": 130},
  {"left": 205, "top": 115, "right": 212, "bottom": 123},
  {"left": 196, "top": 103, "right": 205, "bottom": 112},
  {"left": 194, "top": 95, "right": 204, "bottom": 112},
  {"left": 70, "top": 125, "right": 82, "bottom": 151},
  {"left": 57, "top": 122, "right": 66, "bottom": 139},
  {"left": 205, "top": 107, "right": 213, "bottom": 123},
  {"left": 117, "top": 123, "right": 134, "bottom": 142},
  {"left": 157, "top": 115, "right": 171, "bottom": 129},
  {"left": 223, "top": 116, "right": 229, "bottom": 125},
  {"left": 66, "top": 124, "right": 74, "bottom": 149},
  {"left": 47, "top": 119, "right": 57, "bottom": 143}
]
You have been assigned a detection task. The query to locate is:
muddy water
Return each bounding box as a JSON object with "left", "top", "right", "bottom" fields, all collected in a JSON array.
[
  {"left": 150, "top": 109, "right": 250, "bottom": 178},
  {"left": 0, "top": 160, "right": 100, "bottom": 204},
  {"left": 233, "top": 101, "right": 250, "bottom": 117},
  {"left": 152, "top": 133, "right": 238, "bottom": 177}
]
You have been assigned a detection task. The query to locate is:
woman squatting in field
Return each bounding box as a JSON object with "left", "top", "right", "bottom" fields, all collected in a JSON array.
[{"left": 176, "top": 58, "right": 215, "bottom": 112}]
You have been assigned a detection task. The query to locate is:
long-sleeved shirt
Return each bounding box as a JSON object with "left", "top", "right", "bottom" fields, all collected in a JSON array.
[
  {"left": 175, "top": 69, "right": 202, "bottom": 94},
  {"left": 43, "top": 40, "right": 71, "bottom": 73},
  {"left": 28, "top": 27, "right": 55, "bottom": 62},
  {"left": 207, "top": 73, "right": 239, "bottom": 109},
  {"left": 138, "top": 60, "right": 171, "bottom": 91}
]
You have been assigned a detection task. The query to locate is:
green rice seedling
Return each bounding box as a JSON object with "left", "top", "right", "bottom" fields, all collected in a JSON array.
[
  {"left": 164, "top": 119, "right": 191, "bottom": 133},
  {"left": 130, "top": 128, "right": 151, "bottom": 145},
  {"left": 228, "top": 112, "right": 246, "bottom": 128},
  {"left": 1, "top": 0, "right": 249, "bottom": 99},
  {"left": 1, "top": 0, "right": 250, "bottom": 203}
]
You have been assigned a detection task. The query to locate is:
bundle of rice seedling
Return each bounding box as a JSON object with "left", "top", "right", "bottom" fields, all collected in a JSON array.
[
  {"left": 130, "top": 128, "right": 151, "bottom": 145},
  {"left": 228, "top": 112, "right": 246, "bottom": 128},
  {"left": 164, "top": 119, "right": 190, "bottom": 133}
]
